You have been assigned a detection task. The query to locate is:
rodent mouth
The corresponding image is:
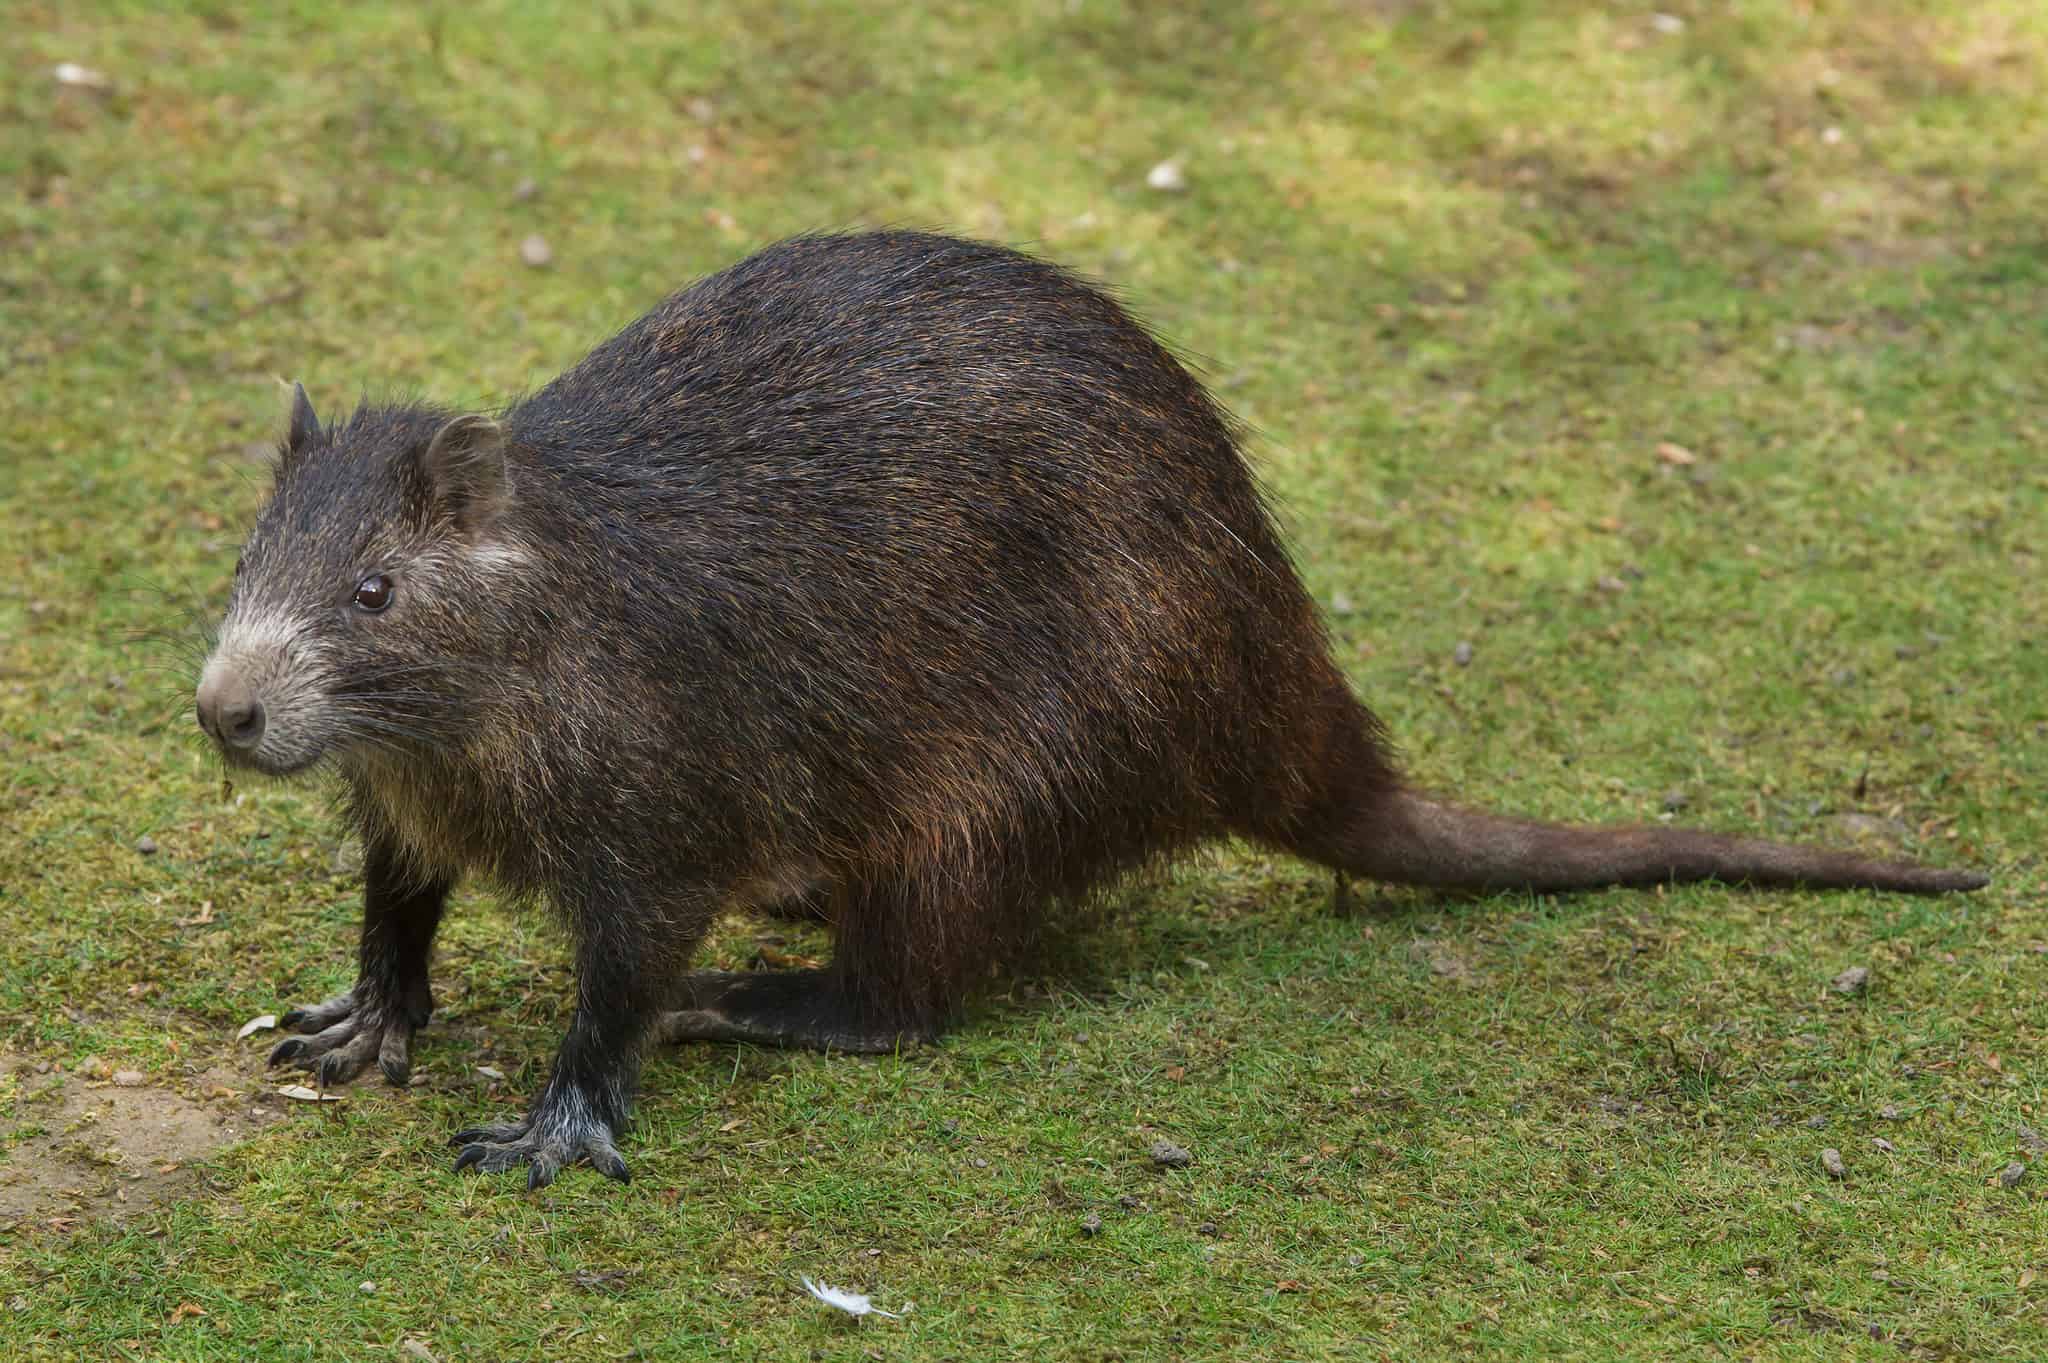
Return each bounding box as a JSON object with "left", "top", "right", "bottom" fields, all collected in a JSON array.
[{"left": 213, "top": 742, "right": 325, "bottom": 779}]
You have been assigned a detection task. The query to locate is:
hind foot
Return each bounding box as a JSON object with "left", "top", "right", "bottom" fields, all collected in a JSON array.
[
  {"left": 451, "top": 1104, "right": 630, "bottom": 1190},
  {"left": 657, "top": 970, "right": 930, "bottom": 1054},
  {"left": 268, "top": 985, "right": 427, "bottom": 1087}
]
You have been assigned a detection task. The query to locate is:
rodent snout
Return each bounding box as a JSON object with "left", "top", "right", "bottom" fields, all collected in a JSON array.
[{"left": 195, "top": 670, "right": 267, "bottom": 751}]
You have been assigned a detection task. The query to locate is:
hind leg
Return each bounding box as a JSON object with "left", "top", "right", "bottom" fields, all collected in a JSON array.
[
  {"left": 661, "top": 872, "right": 978, "bottom": 1052},
  {"left": 656, "top": 969, "right": 928, "bottom": 1052}
]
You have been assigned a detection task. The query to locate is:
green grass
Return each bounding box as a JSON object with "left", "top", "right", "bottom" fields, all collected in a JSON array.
[{"left": 4, "top": 0, "right": 2046, "bottom": 1357}]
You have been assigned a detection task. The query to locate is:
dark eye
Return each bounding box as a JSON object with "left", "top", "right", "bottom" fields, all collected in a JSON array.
[{"left": 353, "top": 573, "right": 393, "bottom": 613}]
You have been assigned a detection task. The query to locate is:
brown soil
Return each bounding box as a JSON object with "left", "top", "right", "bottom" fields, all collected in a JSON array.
[{"left": 0, "top": 1057, "right": 286, "bottom": 1233}]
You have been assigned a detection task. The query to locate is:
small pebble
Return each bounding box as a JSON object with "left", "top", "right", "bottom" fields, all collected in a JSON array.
[
  {"left": 135, "top": 835, "right": 158, "bottom": 856},
  {"left": 1452, "top": 640, "right": 1474, "bottom": 667},
  {"left": 1145, "top": 159, "right": 1187, "bottom": 192},
  {"left": 1196, "top": 1220, "right": 1218, "bottom": 1236},
  {"left": 1149, "top": 1139, "right": 1193, "bottom": 1169},
  {"left": 53, "top": 62, "right": 111, "bottom": 89},
  {"left": 519, "top": 234, "right": 552, "bottom": 268},
  {"left": 1872, "top": 1137, "right": 1894, "bottom": 1154},
  {"left": 1116, "top": 1194, "right": 1142, "bottom": 1211},
  {"left": 1805, "top": 1115, "right": 1828, "bottom": 1130},
  {"left": 1879, "top": 1104, "right": 1904, "bottom": 1120},
  {"left": 1821, "top": 1148, "right": 1846, "bottom": 1179},
  {"left": 1079, "top": 1212, "right": 1103, "bottom": 1237},
  {"left": 512, "top": 177, "right": 539, "bottom": 202},
  {"left": 359, "top": 1281, "right": 377, "bottom": 1294},
  {"left": 1831, "top": 966, "right": 1870, "bottom": 996},
  {"left": 1999, "top": 1163, "right": 2025, "bottom": 1189},
  {"left": 111, "top": 1070, "right": 144, "bottom": 1088}
]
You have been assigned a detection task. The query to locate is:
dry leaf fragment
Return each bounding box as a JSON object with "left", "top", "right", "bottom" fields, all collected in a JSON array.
[
  {"left": 1164, "top": 1065, "right": 1186, "bottom": 1081},
  {"left": 237, "top": 1014, "right": 277, "bottom": 1040},
  {"left": 167, "top": 1302, "right": 206, "bottom": 1324},
  {"left": 1275, "top": 1279, "right": 1306, "bottom": 1293},
  {"left": 175, "top": 901, "right": 216, "bottom": 927},
  {"left": 717, "top": 1117, "right": 743, "bottom": 1133},
  {"left": 1655, "top": 441, "right": 1697, "bottom": 466},
  {"left": 277, "top": 1085, "right": 344, "bottom": 1103}
]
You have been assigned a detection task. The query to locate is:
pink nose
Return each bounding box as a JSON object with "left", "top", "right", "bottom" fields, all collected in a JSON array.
[{"left": 196, "top": 671, "right": 266, "bottom": 750}]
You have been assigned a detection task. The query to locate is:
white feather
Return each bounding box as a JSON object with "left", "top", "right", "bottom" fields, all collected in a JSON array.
[{"left": 799, "top": 1277, "right": 899, "bottom": 1319}]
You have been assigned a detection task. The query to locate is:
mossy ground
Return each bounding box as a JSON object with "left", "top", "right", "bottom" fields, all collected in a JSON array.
[{"left": 2, "top": 2, "right": 2044, "bottom": 1358}]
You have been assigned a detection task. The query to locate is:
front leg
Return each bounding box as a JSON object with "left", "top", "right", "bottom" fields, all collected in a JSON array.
[
  {"left": 270, "top": 837, "right": 450, "bottom": 1087},
  {"left": 452, "top": 931, "right": 660, "bottom": 1189}
]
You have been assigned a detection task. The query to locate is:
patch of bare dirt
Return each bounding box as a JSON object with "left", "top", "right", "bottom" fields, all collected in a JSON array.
[{"left": 0, "top": 1058, "right": 284, "bottom": 1233}]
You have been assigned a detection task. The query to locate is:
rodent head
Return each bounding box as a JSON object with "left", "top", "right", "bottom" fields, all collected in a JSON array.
[{"left": 196, "top": 383, "right": 533, "bottom": 777}]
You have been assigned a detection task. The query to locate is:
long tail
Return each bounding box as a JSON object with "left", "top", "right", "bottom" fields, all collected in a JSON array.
[{"left": 1334, "top": 790, "right": 1988, "bottom": 896}]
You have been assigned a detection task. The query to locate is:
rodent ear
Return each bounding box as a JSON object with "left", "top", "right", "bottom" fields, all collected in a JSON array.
[
  {"left": 420, "top": 414, "right": 512, "bottom": 533},
  {"left": 286, "top": 382, "right": 320, "bottom": 453}
]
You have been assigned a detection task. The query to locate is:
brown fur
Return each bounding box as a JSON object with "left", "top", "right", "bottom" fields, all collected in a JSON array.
[{"left": 205, "top": 231, "right": 1986, "bottom": 1186}]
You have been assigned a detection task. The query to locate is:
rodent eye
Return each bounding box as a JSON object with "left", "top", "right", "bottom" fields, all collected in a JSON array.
[{"left": 353, "top": 573, "right": 394, "bottom": 613}]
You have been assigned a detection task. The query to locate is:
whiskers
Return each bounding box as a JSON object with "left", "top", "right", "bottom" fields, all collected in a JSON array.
[
  {"left": 117, "top": 575, "right": 225, "bottom": 740},
  {"left": 330, "top": 663, "right": 491, "bottom": 759}
]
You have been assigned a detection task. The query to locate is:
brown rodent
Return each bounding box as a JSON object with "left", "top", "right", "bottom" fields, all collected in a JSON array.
[{"left": 195, "top": 230, "right": 1987, "bottom": 1187}]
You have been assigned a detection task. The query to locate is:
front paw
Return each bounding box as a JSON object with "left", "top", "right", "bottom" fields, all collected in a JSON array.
[
  {"left": 268, "top": 987, "right": 424, "bottom": 1087},
  {"left": 450, "top": 1105, "right": 631, "bottom": 1190}
]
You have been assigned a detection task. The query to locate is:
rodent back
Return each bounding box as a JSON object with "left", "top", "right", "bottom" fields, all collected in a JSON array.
[{"left": 496, "top": 232, "right": 1338, "bottom": 861}]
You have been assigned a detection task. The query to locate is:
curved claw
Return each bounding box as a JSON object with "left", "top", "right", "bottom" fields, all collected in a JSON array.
[
  {"left": 264, "top": 989, "right": 418, "bottom": 1089},
  {"left": 446, "top": 1108, "right": 629, "bottom": 1188}
]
